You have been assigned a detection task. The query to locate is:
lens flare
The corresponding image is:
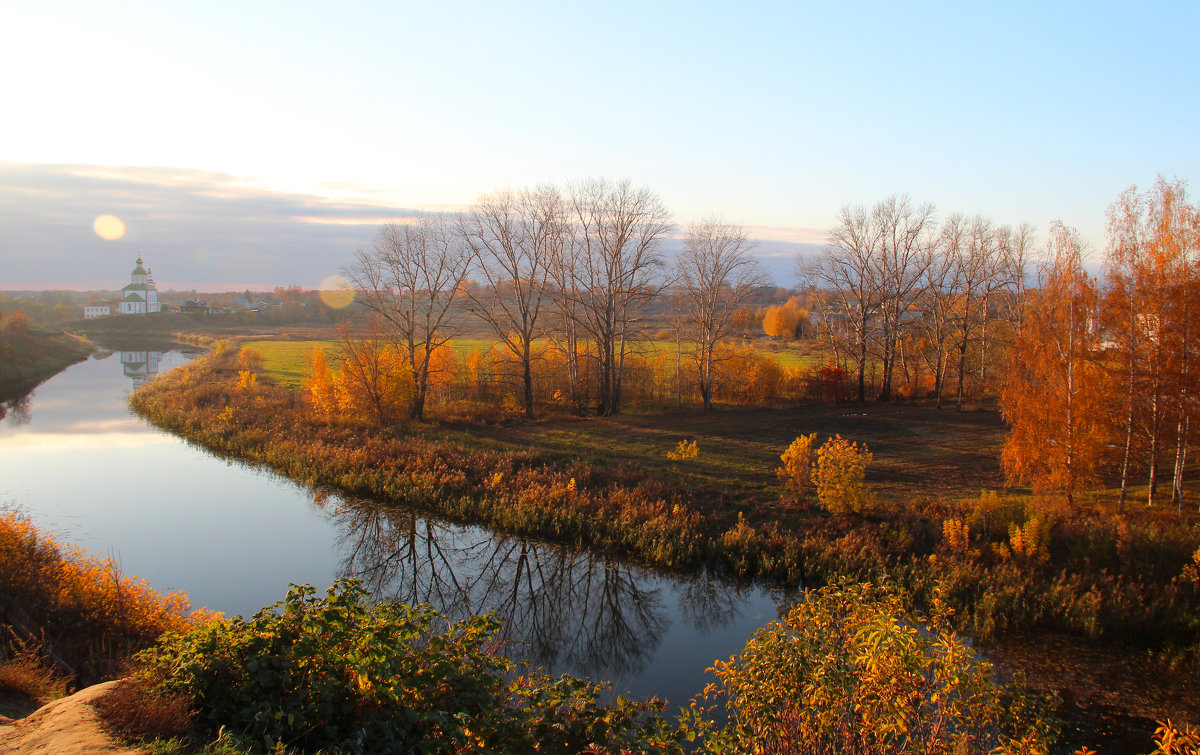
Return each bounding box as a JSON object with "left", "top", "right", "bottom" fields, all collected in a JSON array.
[
  {"left": 93, "top": 215, "right": 126, "bottom": 241},
  {"left": 319, "top": 275, "right": 354, "bottom": 309}
]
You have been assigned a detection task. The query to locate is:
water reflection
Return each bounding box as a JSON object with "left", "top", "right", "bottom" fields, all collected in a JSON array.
[
  {"left": 1, "top": 394, "right": 32, "bottom": 425},
  {"left": 316, "top": 492, "right": 752, "bottom": 681},
  {"left": 119, "top": 350, "right": 162, "bottom": 387},
  {"left": 1, "top": 345, "right": 792, "bottom": 708}
]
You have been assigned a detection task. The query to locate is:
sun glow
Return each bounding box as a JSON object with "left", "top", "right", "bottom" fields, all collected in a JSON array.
[
  {"left": 319, "top": 274, "right": 355, "bottom": 309},
  {"left": 93, "top": 214, "right": 126, "bottom": 241}
]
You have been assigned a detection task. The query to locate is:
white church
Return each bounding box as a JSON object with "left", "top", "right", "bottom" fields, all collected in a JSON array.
[
  {"left": 85, "top": 257, "right": 163, "bottom": 318},
  {"left": 118, "top": 257, "right": 161, "bottom": 315}
]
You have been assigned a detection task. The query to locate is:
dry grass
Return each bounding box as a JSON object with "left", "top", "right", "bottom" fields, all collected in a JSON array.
[
  {"left": 93, "top": 675, "right": 195, "bottom": 744},
  {"left": 0, "top": 642, "right": 70, "bottom": 703}
]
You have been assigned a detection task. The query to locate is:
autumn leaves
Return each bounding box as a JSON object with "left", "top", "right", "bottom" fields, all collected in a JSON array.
[{"left": 1000, "top": 179, "right": 1199, "bottom": 510}]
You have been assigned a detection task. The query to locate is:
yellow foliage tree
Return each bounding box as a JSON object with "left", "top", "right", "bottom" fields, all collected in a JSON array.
[
  {"left": 304, "top": 347, "right": 338, "bottom": 419},
  {"left": 777, "top": 433, "right": 819, "bottom": 494},
  {"left": 334, "top": 339, "right": 415, "bottom": 426},
  {"left": 814, "top": 434, "right": 874, "bottom": 514}
]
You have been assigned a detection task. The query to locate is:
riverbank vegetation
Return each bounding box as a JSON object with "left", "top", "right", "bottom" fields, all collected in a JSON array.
[
  {"left": 130, "top": 343, "right": 1200, "bottom": 733},
  {"left": 0, "top": 511, "right": 214, "bottom": 685},
  {"left": 0, "top": 512, "right": 1066, "bottom": 752},
  {"left": 101, "top": 174, "right": 1200, "bottom": 748},
  {"left": 0, "top": 312, "right": 93, "bottom": 401}
]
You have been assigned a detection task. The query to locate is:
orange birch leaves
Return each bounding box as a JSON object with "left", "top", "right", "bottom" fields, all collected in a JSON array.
[{"left": 1000, "top": 222, "right": 1106, "bottom": 503}]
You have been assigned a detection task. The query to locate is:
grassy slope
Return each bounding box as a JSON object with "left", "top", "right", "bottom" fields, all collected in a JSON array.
[{"left": 0, "top": 326, "right": 93, "bottom": 399}]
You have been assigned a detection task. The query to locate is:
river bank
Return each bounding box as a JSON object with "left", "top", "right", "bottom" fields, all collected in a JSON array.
[
  {"left": 128, "top": 346, "right": 1200, "bottom": 747},
  {"left": 0, "top": 321, "right": 93, "bottom": 402}
]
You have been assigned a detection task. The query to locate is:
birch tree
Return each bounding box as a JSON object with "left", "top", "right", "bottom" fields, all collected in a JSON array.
[
  {"left": 1000, "top": 222, "right": 1105, "bottom": 504},
  {"left": 802, "top": 204, "right": 884, "bottom": 402},
  {"left": 871, "top": 195, "right": 936, "bottom": 401}
]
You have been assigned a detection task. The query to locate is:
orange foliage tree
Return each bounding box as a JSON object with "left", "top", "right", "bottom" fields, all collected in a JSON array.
[
  {"left": 1104, "top": 177, "right": 1199, "bottom": 511},
  {"left": 762, "top": 302, "right": 803, "bottom": 340},
  {"left": 304, "top": 347, "right": 338, "bottom": 419},
  {"left": 334, "top": 336, "right": 415, "bottom": 426},
  {"left": 1000, "top": 222, "right": 1106, "bottom": 504}
]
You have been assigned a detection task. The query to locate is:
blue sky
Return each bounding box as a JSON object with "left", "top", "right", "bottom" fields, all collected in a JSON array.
[{"left": 1, "top": 1, "right": 1196, "bottom": 288}]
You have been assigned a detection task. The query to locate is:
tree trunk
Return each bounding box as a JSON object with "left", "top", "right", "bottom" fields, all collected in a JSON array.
[
  {"left": 1172, "top": 297, "right": 1191, "bottom": 512},
  {"left": 1173, "top": 414, "right": 1188, "bottom": 513},
  {"left": 522, "top": 340, "right": 534, "bottom": 419},
  {"left": 1118, "top": 306, "right": 1136, "bottom": 514}
]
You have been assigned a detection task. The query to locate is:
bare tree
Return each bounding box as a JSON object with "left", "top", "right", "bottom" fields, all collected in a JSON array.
[
  {"left": 345, "top": 214, "right": 471, "bottom": 420},
  {"left": 949, "top": 215, "right": 1000, "bottom": 409},
  {"left": 916, "top": 236, "right": 959, "bottom": 407},
  {"left": 998, "top": 221, "right": 1036, "bottom": 330},
  {"left": 460, "top": 186, "right": 564, "bottom": 418},
  {"left": 802, "top": 203, "right": 884, "bottom": 401},
  {"left": 871, "top": 195, "right": 936, "bottom": 401},
  {"left": 676, "top": 218, "right": 767, "bottom": 409},
  {"left": 565, "top": 178, "right": 673, "bottom": 416}
]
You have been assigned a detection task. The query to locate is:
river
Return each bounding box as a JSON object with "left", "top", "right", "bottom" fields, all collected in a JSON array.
[{"left": 0, "top": 345, "right": 791, "bottom": 708}]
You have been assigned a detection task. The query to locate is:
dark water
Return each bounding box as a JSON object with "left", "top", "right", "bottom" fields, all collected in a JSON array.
[{"left": 0, "top": 346, "right": 790, "bottom": 706}]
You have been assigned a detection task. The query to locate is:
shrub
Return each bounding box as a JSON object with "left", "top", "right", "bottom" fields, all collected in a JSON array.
[
  {"left": 942, "top": 517, "right": 971, "bottom": 555},
  {"left": 813, "top": 434, "right": 874, "bottom": 514},
  {"left": 0, "top": 511, "right": 215, "bottom": 678},
  {"left": 1009, "top": 512, "right": 1051, "bottom": 564},
  {"left": 139, "top": 580, "right": 684, "bottom": 755},
  {"left": 777, "top": 433, "right": 818, "bottom": 495},
  {"left": 1152, "top": 720, "right": 1200, "bottom": 754},
  {"left": 667, "top": 439, "right": 699, "bottom": 461},
  {"left": 701, "top": 580, "right": 1058, "bottom": 754}
]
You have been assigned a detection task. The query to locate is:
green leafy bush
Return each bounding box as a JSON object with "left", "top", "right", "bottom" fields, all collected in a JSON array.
[{"left": 139, "top": 580, "right": 684, "bottom": 754}]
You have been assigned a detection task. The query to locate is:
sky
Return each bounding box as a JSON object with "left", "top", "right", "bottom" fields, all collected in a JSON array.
[{"left": 1, "top": 1, "right": 1196, "bottom": 289}]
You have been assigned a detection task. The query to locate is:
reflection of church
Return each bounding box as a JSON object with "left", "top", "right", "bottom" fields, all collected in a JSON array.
[
  {"left": 120, "top": 351, "right": 161, "bottom": 387},
  {"left": 119, "top": 257, "right": 161, "bottom": 314}
]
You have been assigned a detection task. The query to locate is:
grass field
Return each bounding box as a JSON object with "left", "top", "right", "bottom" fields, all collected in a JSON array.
[
  {"left": 240, "top": 339, "right": 1194, "bottom": 510},
  {"left": 247, "top": 337, "right": 825, "bottom": 390},
  {"left": 459, "top": 402, "right": 1009, "bottom": 508},
  {"left": 247, "top": 336, "right": 1197, "bottom": 511},
  {"left": 246, "top": 338, "right": 503, "bottom": 388}
]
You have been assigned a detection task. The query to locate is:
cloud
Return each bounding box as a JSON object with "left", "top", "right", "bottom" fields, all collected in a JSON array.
[
  {"left": 0, "top": 162, "right": 416, "bottom": 289},
  {"left": 0, "top": 161, "right": 827, "bottom": 289}
]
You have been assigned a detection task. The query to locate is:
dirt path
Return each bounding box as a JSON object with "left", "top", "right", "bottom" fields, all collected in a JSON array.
[{"left": 0, "top": 681, "right": 140, "bottom": 754}]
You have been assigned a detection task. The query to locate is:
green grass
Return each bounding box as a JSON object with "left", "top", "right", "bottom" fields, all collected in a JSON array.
[
  {"left": 248, "top": 337, "right": 825, "bottom": 390},
  {"left": 248, "top": 338, "right": 519, "bottom": 388},
  {"left": 244, "top": 341, "right": 335, "bottom": 388}
]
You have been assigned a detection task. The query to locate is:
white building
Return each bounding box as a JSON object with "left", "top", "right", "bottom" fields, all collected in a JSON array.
[
  {"left": 83, "top": 304, "right": 111, "bottom": 319},
  {"left": 119, "top": 257, "right": 161, "bottom": 315}
]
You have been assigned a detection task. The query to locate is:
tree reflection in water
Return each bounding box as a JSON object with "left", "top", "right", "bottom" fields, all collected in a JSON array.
[
  {"left": 313, "top": 492, "right": 753, "bottom": 682},
  {"left": 1, "top": 393, "right": 33, "bottom": 425}
]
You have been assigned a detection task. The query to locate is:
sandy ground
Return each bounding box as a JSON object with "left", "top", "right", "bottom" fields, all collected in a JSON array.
[{"left": 0, "top": 681, "right": 141, "bottom": 754}]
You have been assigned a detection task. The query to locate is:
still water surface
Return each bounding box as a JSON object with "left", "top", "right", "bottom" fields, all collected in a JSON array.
[{"left": 0, "top": 346, "right": 790, "bottom": 706}]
